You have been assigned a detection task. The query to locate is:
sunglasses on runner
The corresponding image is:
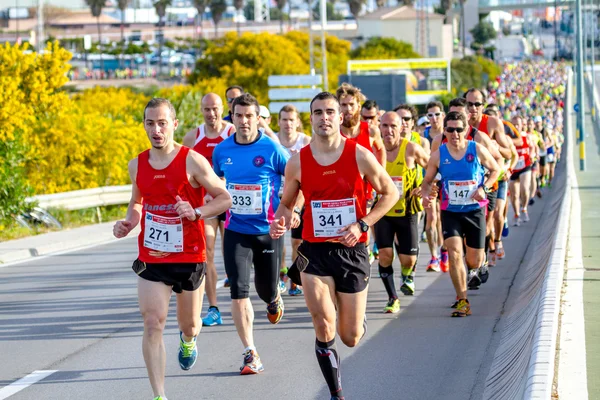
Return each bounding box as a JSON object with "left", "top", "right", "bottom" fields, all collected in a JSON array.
[
  {"left": 467, "top": 102, "right": 485, "bottom": 108},
  {"left": 445, "top": 127, "right": 465, "bottom": 133},
  {"left": 401, "top": 117, "right": 413, "bottom": 122},
  {"left": 362, "top": 115, "right": 377, "bottom": 120},
  {"left": 227, "top": 97, "right": 236, "bottom": 103},
  {"left": 427, "top": 112, "right": 442, "bottom": 118}
]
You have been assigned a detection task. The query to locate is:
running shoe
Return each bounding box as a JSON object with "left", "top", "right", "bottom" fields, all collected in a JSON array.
[
  {"left": 153, "top": 397, "right": 168, "bottom": 400},
  {"left": 278, "top": 280, "right": 287, "bottom": 294},
  {"left": 383, "top": 297, "right": 400, "bottom": 314},
  {"left": 513, "top": 215, "right": 521, "bottom": 227},
  {"left": 288, "top": 284, "right": 303, "bottom": 296},
  {"left": 202, "top": 306, "right": 223, "bottom": 326},
  {"left": 223, "top": 277, "right": 230, "bottom": 287},
  {"left": 178, "top": 332, "right": 197, "bottom": 371},
  {"left": 426, "top": 257, "right": 440, "bottom": 272},
  {"left": 536, "top": 189, "right": 542, "bottom": 198},
  {"left": 369, "top": 251, "right": 375, "bottom": 264},
  {"left": 479, "top": 264, "right": 490, "bottom": 284},
  {"left": 488, "top": 251, "right": 496, "bottom": 267},
  {"left": 467, "top": 268, "right": 481, "bottom": 290},
  {"left": 496, "top": 243, "right": 506, "bottom": 259},
  {"left": 451, "top": 299, "right": 471, "bottom": 317},
  {"left": 440, "top": 250, "right": 449, "bottom": 273},
  {"left": 450, "top": 297, "right": 460, "bottom": 308},
  {"left": 400, "top": 275, "right": 415, "bottom": 296},
  {"left": 529, "top": 198, "right": 535, "bottom": 206},
  {"left": 522, "top": 210, "right": 530, "bottom": 223},
  {"left": 267, "top": 296, "right": 284, "bottom": 324},
  {"left": 502, "top": 219, "right": 510, "bottom": 237},
  {"left": 240, "top": 349, "right": 264, "bottom": 375}
]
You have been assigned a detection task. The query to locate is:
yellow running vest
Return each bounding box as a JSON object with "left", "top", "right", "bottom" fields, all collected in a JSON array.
[{"left": 385, "top": 139, "right": 422, "bottom": 217}]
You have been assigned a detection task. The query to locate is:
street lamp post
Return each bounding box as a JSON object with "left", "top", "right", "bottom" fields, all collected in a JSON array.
[{"left": 320, "top": 0, "right": 328, "bottom": 90}]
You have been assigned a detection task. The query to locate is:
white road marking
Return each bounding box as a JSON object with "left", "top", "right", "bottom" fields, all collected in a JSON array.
[{"left": 0, "top": 370, "right": 58, "bottom": 399}]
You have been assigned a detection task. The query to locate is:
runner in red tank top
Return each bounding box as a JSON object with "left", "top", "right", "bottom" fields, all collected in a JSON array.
[
  {"left": 508, "top": 115, "right": 536, "bottom": 227},
  {"left": 182, "top": 92, "right": 235, "bottom": 328},
  {"left": 113, "top": 98, "right": 231, "bottom": 399},
  {"left": 269, "top": 92, "right": 398, "bottom": 400}
]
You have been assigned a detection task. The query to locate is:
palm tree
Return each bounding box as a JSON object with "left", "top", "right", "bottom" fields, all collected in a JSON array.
[
  {"left": 193, "top": 0, "right": 209, "bottom": 39},
  {"left": 233, "top": 0, "right": 244, "bottom": 36},
  {"left": 440, "top": 0, "right": 454, "bottom": 23},
  {"left": 347, "top": 0, "right": 365, "bottom": 19},
  {"left": 275, "top": 0, "right": 287, "bottom": 33},
  {"left": 118, "top": 0, "right": 129, "bottom": 68},
  {"left": 210, "top": 0, "right": 227, "bottom": 38},
  {"left": 153, "top": 0, "right": 172, "bottom": 76},
  {"left": 85, "top": 0, "right": 105, "bottom": 73}
]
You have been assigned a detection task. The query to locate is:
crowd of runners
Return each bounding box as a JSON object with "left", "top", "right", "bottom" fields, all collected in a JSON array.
[{"left": 112, "top": 60, "right": 567, "bottom": 400}]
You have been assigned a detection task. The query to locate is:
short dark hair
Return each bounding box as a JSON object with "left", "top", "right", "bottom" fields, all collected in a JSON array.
[
  {"left": 393, "top": 103, "right": 418, "bottom": 123},
  {"left": 464, "top": 87, "right": 485, "bottom": 99},
  {"left": 448, "top": 97, "right": 467, "bottom": 109},
  {"left": 362, "top": 100, "right": 379, "bottom": 111},
  {"left": 144, "top": 98, "right": 177, "bottom": 120},
  {"left": 231, "top": 93, "right": 259, "bottom": 115},
  {"left": 444, "top": 111, "right": 467, "bottom": 128},
  {"left": 310, "top": 92, "right": 340, "bottom": 113},
  {"left": 483, "top": 108, "right": 498, "bottom": 117},
  {"left": 426, "top": 101, "right": 444, "bottom": 112},
  {"left": 225, "top": 85, "right": 244, "bottom": 97},
  {"left": 485, "top": 103, "right": 499, "bottom": 111},
  {"left": 278, "top": 104, "right": 299, "bottom": 119}
]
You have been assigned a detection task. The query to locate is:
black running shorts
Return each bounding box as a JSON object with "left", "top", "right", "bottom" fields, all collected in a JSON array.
[
  {"left": 539, "top": 156, "right": 547, "bottom": 166},
  {"left": 374, "top": 214, "right": 419, "bottom": 256},
  {"left": 486, "top": 188, "right": 498, "bottom": 214},
  {"left": 223, "top": 229, "right": 280, "bottom": 302},
  {"left": 298, "top": 241, "right": 371, "bottom": 294},
  {"left": 132, "top": 259, "right": 206, "bottom": 294},
  {"left": 291, "top": 208, "right": 304, "bottom": 240},
  {"left": 510, "top": 165, "right": 532, "bottom": 181},
  {"left": 441, "top": 208, "right": 486, "bottom": 249}
]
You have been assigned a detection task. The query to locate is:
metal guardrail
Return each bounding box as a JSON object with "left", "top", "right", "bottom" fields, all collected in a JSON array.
[{"left": 27, "top": 185, "right": 132, "bottom": 211}]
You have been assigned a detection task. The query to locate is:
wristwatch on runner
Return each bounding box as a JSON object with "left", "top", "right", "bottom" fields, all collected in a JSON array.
[
  {"left": 194, "top": 207, "right": 203, "bottom": 219},
  {"left": 293, "top": 206, "right": 301, "bottom": 215},
  {"left": 480, "top": 184, "right": 492, "bottom": 194},
  {"left": 357, "top": 219, "right": 369, "bottom": 233}
]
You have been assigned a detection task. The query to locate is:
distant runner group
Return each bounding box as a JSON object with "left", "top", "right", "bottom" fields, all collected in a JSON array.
[{"left": 113, "top": 61, "right": 567, "bottom": 400}]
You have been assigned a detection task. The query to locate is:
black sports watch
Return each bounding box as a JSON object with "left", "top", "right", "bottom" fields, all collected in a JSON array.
[
  {"left": 293, "top": 206, "right": 301, "bottom": 215},
  {"left": 480, "top": 184, "right": 492, "bottom": 194},
  {"left": 357, "top": 219, "right": 369, "bottom": 233}
]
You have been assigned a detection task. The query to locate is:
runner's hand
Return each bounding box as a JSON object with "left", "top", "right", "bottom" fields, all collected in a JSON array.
[
  {"left": 204, "top": 194, "right": 213, "bottom": 203},
  {"left": 337, "top": 223, "right": 361, "bottom": 247},
  {"left": 290, "top": 212, "right": 300, "bottom": 229},
  {"left": 471, "top": 187, "right": 486, "bottom": 202},
  {"left": 422, "top": 195, "right": 433, "bottom": 209},
  {"left": 270, "top": 217, "right": 287, "bottom": 239},
  {"left": 175, "top": 195, "right": 196, "bottom": 221},
  {"left": 503, "top": 170, "right": 511, "bottom": 181},
  {"left": 113, "top": 220, "right": 133, "bottom": 238},
  {"left": 410, "top": 187, "right": 422, "bottom": 198}
]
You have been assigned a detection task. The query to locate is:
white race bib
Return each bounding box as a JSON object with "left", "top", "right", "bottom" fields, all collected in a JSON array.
[
  {"left": 228, "top": 183, "right": 263, "bottom": 215},
  {"left": 515, "top": 156, "right": 525, "bottom": 170},
  {"left": 392, "top": 176, "right": 404, "bottom": 199},
  {"left": 143, "top": 212, "right": 183, "bottom": 252},
  {"left": 547, "top": 153, "right": 555, "bottom": 163},
  {"left": 311, "top": 198, "right": 357, "bottom": 238},
  {"left": 448, "top": 180, "right": 478, "bottom": 206}
]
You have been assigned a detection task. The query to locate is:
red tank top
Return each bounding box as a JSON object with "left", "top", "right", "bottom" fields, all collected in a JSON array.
[
  {"left": 514, "top": 134, "right": 532, "bottom": 171},
  {"left": 136, "top": 147, "right": 207, "bottom": 263},
  {"left": 478, "top": 114, "right": 490, "bottom": 136},
  {"left": 193, "top": 123, "right": 234, "bottom": 166},
  {"left": 300, "top": 140, "right": 368, "bottom": 243},
  {"left": 342, "top": 121, "right": 373, "bottom": 199}
]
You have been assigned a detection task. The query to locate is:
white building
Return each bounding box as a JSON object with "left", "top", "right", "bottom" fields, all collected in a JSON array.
[{"left": 357, "top": 5, "right": 454, "bottom": 59}]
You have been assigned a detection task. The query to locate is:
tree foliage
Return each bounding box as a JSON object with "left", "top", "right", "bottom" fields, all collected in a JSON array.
[
  {"left": 349, "top": 37, "right": 421, "bottom": 59},
  {"left": 470, "top": 21, "right": 497, "bottom": 46}
]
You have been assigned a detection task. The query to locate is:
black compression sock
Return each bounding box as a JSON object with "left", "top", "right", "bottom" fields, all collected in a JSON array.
[
  {"left": 485, "top": 235, "right": 491, "bottom": 254},
  {"left": 208, "top": 306, "right": 219, "bottom": 312},
  {"left": 316, "top": 338, "right": 343, "bottom": 398},
  {"left": 379, "top": 264, "right": 398, "bottom": 299}
]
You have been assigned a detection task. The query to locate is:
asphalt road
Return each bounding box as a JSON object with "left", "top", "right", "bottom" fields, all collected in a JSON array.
[{"left": 0, "top": 181, "right": 563, "bottom": 400}]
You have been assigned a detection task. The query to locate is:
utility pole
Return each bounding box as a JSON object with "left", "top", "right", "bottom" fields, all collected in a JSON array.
[
  {"left": 37, "top": 0, "right": 44, "bottom": 52},
  {"left": 308, "top": 0, "right": 314, "bottom": 75},
  {"left": 320, "top": 0, "right": 328, "bottom": 90},
  {"left": 576, "top": 0, "right": 586, "bottom": 170}
]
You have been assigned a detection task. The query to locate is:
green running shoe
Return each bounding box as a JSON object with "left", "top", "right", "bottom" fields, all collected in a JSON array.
[{"left": 383, "top": 298, "right": 400, "bottom": 314}]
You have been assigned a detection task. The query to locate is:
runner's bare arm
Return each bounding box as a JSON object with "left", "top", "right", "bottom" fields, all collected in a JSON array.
[
  {"left": 420, "top": 150, "right": 440, "bottom": 208},
  {"left": 476, "top": 131, "right": 503, "bottom": 161},
  {"left": 475, "top": 143, "right": 501, "bottom": 186},
  {"left": 369, "top": 125, "right": 386, "bottom": 166},
  {"left": 508, "top": 140, "right": 518, "bottom": 170},
  {"left": 113, "top": 158, "right": 143, "bottom": 238},
  {"left": 490, "top": 117, "right": 513, "bottom": 159},
  {"left": 270, "top": 154, "right": 301, "bottom": 236},
  {"left": 412, "top": 142, "right": 431, "bottom": 169},
  {"left": 182, "top": 128, "right": 197, "bottom": 148},
  {"left": 187, "top": 151, "right": 232, "bottom": 219},
  {"left": 420, "top": 136, "right": 431, "bottom": 154},
  {"left": 356, "top": 146, "right": 397, "bottom": 227}
]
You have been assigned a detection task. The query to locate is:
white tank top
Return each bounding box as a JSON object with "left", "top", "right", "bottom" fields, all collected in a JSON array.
[{"left": 282, "top": 132, "right": 309, "bottom": 155}]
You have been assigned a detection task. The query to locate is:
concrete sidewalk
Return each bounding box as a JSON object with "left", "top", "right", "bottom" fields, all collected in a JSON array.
[{"left": 0, "top": 222, "right": 139, "bottom": 265}]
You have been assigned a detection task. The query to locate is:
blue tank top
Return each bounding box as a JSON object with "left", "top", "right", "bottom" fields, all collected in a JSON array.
[
  {"left": 438, "top": 140, "right": 486, "bottom": 212},
  {"left": 213, "top": 131, "right": 290, "bottom": 234},
  {"left": 424, "top": 126, "right": 433, "bottom": 145}
]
